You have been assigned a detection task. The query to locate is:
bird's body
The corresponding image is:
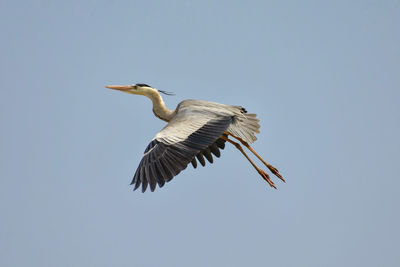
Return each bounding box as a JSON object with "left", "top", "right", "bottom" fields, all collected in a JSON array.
[
  {"left": 106, "top": 83, "right": 284, "bottom": 192},
  {"left": 156, "top": 99, "right": 260, "bottom": 143}
]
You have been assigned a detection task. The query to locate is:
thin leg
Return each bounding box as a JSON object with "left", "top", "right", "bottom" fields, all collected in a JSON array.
[
  {"left": 226, "top": 132, "right": 285, "bottom": 182},
  {"left": 221, "top": 135, "right": 277, "bottom": 189}
]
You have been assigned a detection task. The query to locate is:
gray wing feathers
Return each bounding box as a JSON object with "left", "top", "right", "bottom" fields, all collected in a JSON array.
[
  {"left": 131, "top": 110, "right": 233, "bottom": 192},
  {"left": 176, "top": 100, "right": 261, "bottom": 143},
  {"left": 131, "top": 99, "right": 260, "bottom": 192}
]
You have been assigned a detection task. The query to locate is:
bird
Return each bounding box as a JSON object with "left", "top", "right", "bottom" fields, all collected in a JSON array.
[{"left": 106, "top": 83, "right": 285, "bottom": 192}]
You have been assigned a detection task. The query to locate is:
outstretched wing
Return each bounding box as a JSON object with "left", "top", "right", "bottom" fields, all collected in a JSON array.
[{"left": 131, "top": 107, "right": 233, "bottom": 192}]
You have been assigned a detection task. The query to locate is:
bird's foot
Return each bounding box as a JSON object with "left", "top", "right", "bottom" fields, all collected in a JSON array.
[
  {"left": 266, "top": 164, "right": 285, "bottom": 183},
  {"left": 257, "top": 169, "right": 277, "bottom": 189}
]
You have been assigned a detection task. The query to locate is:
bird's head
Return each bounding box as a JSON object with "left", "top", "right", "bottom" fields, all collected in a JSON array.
[
  {"left": 105, "top": 83, "right": 174, "bottom": 97},
  {"left": 106, "top": 83, "right": 155, "bottom": 96}
]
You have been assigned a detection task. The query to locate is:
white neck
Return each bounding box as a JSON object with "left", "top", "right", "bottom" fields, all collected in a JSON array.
[{"left": 145, "top": 90, "right": 175, "bottom": 122}]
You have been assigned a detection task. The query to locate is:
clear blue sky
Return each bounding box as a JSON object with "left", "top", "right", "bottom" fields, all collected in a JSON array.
[{"left": 1, "top": 1, "right": 399, "bottom": 266}]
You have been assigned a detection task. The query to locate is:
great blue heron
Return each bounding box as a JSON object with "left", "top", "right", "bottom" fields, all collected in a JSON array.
[{"left": 106, "top": 83, "right": 284, "bottom": 192}]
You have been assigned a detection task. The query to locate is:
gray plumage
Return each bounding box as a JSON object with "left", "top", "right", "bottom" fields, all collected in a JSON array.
[
  {"left": 106, "top": 83, "right": 283, "bottom": 192},
  {"left": 131, "top": 100, "right": 260, "bottom": 192}
]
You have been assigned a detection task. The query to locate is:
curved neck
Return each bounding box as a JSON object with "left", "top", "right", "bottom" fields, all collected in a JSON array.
[{"left": 145, "top": 91, "right": 175, "bottom": 122}]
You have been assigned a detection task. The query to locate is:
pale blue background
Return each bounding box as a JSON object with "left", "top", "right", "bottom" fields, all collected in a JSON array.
[{"left": 1, "top": 1, "right": 399, "bottom": 266}]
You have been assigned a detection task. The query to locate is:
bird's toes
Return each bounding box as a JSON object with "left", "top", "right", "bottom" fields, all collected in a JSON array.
[
  {"left": 258, "top": 169, "right": 277, "bottom": 189},
  {"left": 267, "top": 164, "right": 285, "bottom": 182}
]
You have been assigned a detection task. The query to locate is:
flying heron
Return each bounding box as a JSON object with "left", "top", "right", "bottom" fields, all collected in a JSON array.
[{"left": 106, "top": 83, "right": 284, "bottom": 192}]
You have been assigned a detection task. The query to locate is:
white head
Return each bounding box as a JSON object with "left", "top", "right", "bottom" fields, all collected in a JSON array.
[{"left": 105, "top": 83, "right": 174, "bottom": 97}]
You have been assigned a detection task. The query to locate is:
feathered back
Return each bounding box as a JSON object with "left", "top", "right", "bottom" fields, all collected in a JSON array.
[{"left": 176, "top": 100, "right": 260, "bottom": 143}]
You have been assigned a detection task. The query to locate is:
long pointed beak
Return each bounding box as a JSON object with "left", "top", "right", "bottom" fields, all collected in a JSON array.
[{"left": 105, "top": 85, "right": 132, "bottom": 91}]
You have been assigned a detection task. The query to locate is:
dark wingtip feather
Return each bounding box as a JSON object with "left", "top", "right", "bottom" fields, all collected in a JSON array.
[
  {"left": 133, "top": 176, "right": 141, "bottom": 191},
  {"left": 148, "top": 168, "right": 157, "bottom": 192},
  {"left": 216, "top": 138, "right": 226, "bottom": 149},
  {"left": 152, "top": 163, "right": 165, "bottom": 188},
  {"left": 191, "top": 158, "right": 198, "bottom": 168},
  {"left": 141, "top": 176, "right": 148, "bottom": 193},
  {"left": 210, "top": 143, "right": 221, "bottom": 158},
  {"left": 203, "top": 148, "right": 213, "bottom": 163},
  {"left": 196, "top": 153, "right": 206, "bottom": 166}
]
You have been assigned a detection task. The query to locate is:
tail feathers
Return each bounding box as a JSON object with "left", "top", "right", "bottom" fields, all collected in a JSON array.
[{"left": 227, "top": 113, "right": 260, "bottom": 143}]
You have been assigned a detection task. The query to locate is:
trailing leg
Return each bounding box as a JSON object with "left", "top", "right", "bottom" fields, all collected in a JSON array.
[
  {"left": 226, "top": 132, "right": 285, "bottom": 182},
  {"left": 221, "top": 135, "right": 277, "bottom": 189}
]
